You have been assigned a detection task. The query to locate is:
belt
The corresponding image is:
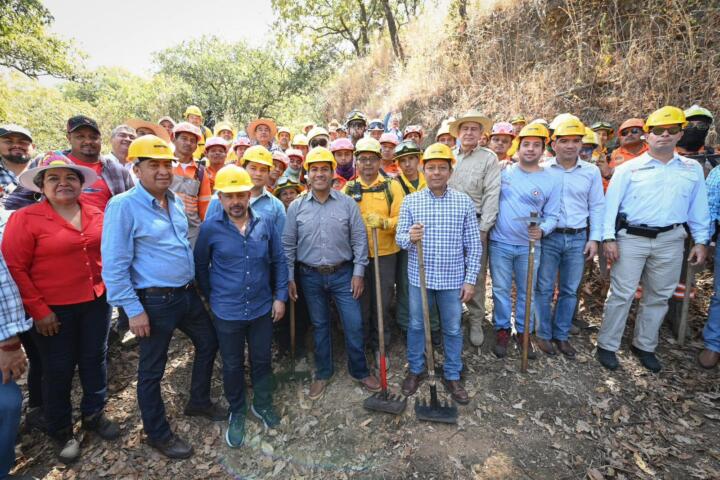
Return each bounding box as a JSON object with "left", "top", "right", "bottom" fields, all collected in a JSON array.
[
  {"left": 554, "top": 227, "right": 586, "bottom": 235},
  {"left": 621, "top": 223, "right": 681, "bottom": 239},
  {"left": 137, "top": 282, "right": 194, "bottom": 297},
  {"left": 299, "top": 261, "right": 350, "bottom": 275}
]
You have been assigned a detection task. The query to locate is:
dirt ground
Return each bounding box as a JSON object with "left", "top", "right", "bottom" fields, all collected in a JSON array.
[{"left": 11, "top": 268, "right": 720, "bottom": 480}]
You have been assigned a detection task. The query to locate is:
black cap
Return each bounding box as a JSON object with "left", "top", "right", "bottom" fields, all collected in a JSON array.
[
  {"left": 0, "top": 124, "right": 32, "bottom": 142},
  {"left": 67, "top": 115, "right": 100, "bottom": 134}
]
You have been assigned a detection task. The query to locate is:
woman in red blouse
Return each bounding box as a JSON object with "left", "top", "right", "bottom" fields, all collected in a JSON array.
[{"left": 1, "top": 153, "right": 119, "bottom": 464}]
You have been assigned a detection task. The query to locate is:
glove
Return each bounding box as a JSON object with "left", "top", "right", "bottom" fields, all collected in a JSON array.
[{"left": 365, "top": 213, "right": 387, "bottom": 229}]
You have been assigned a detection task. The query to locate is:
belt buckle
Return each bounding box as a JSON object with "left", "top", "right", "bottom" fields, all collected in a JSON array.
[{"left": 316, "top": 265, "right": 334, "bottom": 275}]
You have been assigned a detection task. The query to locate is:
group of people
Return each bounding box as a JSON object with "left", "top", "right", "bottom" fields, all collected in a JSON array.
[{"left": 0, "top": 101, "right": 718, "bottom": 477}]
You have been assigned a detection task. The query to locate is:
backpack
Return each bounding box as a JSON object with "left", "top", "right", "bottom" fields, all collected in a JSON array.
[{"left": 345, "top": 178, "right": 394, "bottom": 211}]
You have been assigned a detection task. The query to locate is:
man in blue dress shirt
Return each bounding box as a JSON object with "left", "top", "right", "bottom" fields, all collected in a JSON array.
[
  {"left": 195, "top": 165, "right": 288, "bottom": 448},
  {"left": 598, "top": 106, "right": 709, "bottom": 372},
  {"left": 102, "top": 136, "right": 222, "bottom": 460}
]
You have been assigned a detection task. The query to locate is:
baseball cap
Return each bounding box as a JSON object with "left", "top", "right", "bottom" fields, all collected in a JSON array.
[
  {"left": 0, "top": 124, "right": 33, "bottom": 142},
  {"left": 67, "top": 115, "right": 100, "bottom": 134}
]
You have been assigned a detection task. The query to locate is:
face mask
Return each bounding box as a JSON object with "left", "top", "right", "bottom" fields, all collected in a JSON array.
[{"left": 677, "top": 126, "right": 708, "bottom": 152}]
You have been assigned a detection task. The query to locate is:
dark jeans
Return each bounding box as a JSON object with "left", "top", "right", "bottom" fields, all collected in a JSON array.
[
  {"left": 214, "top": 313, "right": 274, "bottom": 415},
  {"left": 299, "top": 263, "right": 370, "bottom": 381},
  {"left": 19, "top": 329, "right": 42, "bottom": 408},
  {"left": 360, "top": 253, "right": 397, "bottom": 351},
  {"left": 31, "top": 295, "right": 111, "bottom": 436},
  {"left": 137, "top": 287, "right": 218, "bottom": 442},
  {"left": 117, "top": 307, "right": 129, "bottom": 331},
  {"left": 0, "top": 381, "right": 22, "bottom": 478}
]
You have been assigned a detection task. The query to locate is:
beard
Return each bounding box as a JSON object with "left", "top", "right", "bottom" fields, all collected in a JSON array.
[{"left": 3, "top": 153, "right": 30, "bottom": 165}]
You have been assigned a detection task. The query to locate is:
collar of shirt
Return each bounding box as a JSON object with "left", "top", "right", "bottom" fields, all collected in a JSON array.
[
  {"left": 637, "top": 151, "right": 683, "bottom": 167},
  {"left": 399, "top": 172, "right": 426, "bottom": 191},
  {"left": 424, "top": 185, "right": 450, "bottom": 200},
  {"left": 215, "top": 207, "right": 259, "bottom": 229},
  {"left": 135, "top": 181, "right": 177, "bottom": 208},
  {"left": 545, "top": 157, "right": 587, "bottom": 172},
  {"left": 308, "top": 189, "right": 340, "bottom": 203}
]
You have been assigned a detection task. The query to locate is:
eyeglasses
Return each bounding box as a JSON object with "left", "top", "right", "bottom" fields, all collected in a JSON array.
[
  {"left": 650, "top": 125, "right": 682, "bottom": 136},
  {"left": 580, "top": 146, "right": 596, "bottom": 154},
  {"left": 619, "top": 127, "right": 643, "bottom": 136},
  {"left": 356, "top": 155, "right": 379, "bottom": 164},
  {"left": 687, "top": 120, "right": 710, "bottom": 130}
]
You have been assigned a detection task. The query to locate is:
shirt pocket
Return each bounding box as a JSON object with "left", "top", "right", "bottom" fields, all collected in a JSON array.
[
  {"left": 672, "top": 170, "right": 697, "bottom": 198},
  {"left": 247, "top": 239, "right": 270, "bottom": 260},
  {"left": 629, "top": 168, "right": 660, "bottom": 199}
]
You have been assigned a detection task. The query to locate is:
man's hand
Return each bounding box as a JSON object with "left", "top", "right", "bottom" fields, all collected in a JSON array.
[
  {"left": 272, "top": 300, "right": 286, "bottom": 322},
  {"left": 480, "top": 230, "right": 489, "bottom": 244},
  {"left": 528, "top": 225, "right": 543, "bottom": 241},
  {"left": 460, "top": 283, "right": 475, "bottom": 303},
  {"left": 288, "top": 280, "right": 298, "bottom": 302},
  {"left": 365, "top": 213, "right": 386, "bottom": 229},
  {"left": 689, "top": 244, "right": 707, "bottom": 267},
  {"left": 584, "top": 240, "right": 598, "bottom": 261},
  {"left": 129, "top": 312, "right": 151, "bottom": 337},
  {"left": 0, "top": 338, "right": 27, "bottom": 384},
  {"left": 409, "top": 223, "right": 424, "bottom": 243},
  {"left": 603, "top": 241, "right": 619, "bottom": 264},
  {"left": 351, "top": 275, "right": 364, "bottom": 299},
  {"left": 35, "top": 312, "right": 60, "bottom": 336}
]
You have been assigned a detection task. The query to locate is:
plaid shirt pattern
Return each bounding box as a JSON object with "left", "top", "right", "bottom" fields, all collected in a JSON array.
[
  {"left": 396, "top": 187, "right": 482, "bottom": 290},
  {"left": 0, "top": 253, "right": 30, "bottom": 341},
  {"left": 0, "top": 161, "right": 18, "bottom": 189},
  {"left": 707, "top": 165, "right": 720, "bottom": 225}
]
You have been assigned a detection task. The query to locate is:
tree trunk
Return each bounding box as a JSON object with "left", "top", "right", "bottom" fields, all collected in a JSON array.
[
  {"left": 380, "top": 0, "right": 405, "bottom": 62},
  {"left": 357, "top": 0, "right": 371, "bottom": 55}
]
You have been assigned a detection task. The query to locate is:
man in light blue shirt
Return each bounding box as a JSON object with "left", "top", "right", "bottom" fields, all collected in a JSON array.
[
  {"left": 598, "top": 106, "right": 709, "bottom": 373},
  {"left": 534, "top": 119, "right": 605, "bottom": 358},
  {"left": 102, "top": 136, "right": 221, "bottom": 460},
  {"left": 489, "top": 123, "right": 561, "bottom": 359},
  {"left": 700, "top": 163, "right": 720, "bottom": 368}
]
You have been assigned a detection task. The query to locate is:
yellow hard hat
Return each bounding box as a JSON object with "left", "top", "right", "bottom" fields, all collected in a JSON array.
[
  {"left": 127, "top": 135, "right": 176, "bottom": 163},
  {"left": 184, "top": 105, "right": 203, "bottom": 119},
  {"left": 582, "top": 127, "right": 599, "bottom": 146},
  {"left": 421, "top": 142, "right": 456, "bottom": 166},
  {"left": 644, "top": 105, "right": 688, "bottom": 132},
  {"left": 549, "top": 113, "right": 580, "bottom": 131},
  {"left": 214, "top": 165, "right": 253, "bottom": 194},
  {"left": 552, "top": 119, "right": 586, "bottom": 139},
  {"left": 307, "top": 126, "right": 330, "bottom": 144},
  {"left": 213, "top": 121, "right": 235, "bottom": 137},
  {"left": 518, "top": 123, "right": 550, "bottom": 142},
  {"left": 277, "top": 126, "right": 292, "bottom": 136},
  {"left": 292, "top": 134, "right": 308, "bottom": 147},
  {"left": 509, "top": 115, "right": 527, "bottom": 125},
  {"left": 435, "top": 120, "right": 453, "bottom": 140},
  {"left": 241, "top": 145, "right": 274, "bottom": 168},
  {"left": 355, "top": 137, "right": 382, "bottom": 155},
  {"left": 303, "top": 146, "right": 337, "bottom": 170}
]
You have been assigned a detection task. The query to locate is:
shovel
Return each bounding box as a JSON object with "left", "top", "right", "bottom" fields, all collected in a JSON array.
[
  {"left": 276, "top": 299, "right": 311, "bottom": 384},
  {"left": 414, "top": 239, "right": 458, "bottom": 424},
  {"left": 363, "top": 227, "right": 407, "bottom": 415},
  {"left": 521, "top": 212, "right": 539, "bottom": 373}
]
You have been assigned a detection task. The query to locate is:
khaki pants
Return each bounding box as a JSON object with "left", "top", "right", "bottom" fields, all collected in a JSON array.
[
  {"left": 598, "top": 226, "right": 686, "bottom": 352},
  {"left": 466, "top": 240, "right": 488, "bottom": 326}
]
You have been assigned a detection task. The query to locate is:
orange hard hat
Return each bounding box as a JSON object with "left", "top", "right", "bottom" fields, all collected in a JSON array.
[{"left": 618, "top": 118, "right": 645, "bottom": 133}]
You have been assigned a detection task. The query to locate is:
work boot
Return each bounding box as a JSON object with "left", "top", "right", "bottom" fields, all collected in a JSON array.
[
  {"left": 494, "top": 329, "right": 511, "bottom": 358},
  {"left": 442, "top": 378, "right": 469, "bottom": 405},
  {"left": 631, "top": 345, "right": 662, "bottom": 373},
  {"left": 401, "top": 371, "right": 427, "bottom": 396},
  {"left": 596, "top": 346, "right": 619, "bottom": 370},
  {"left": 431, "top": 330, "right": 442, "bottom": 348},
  {"left": 82, "top": 411, "right": 120, "bottom": 440},
  {"left": 469, "top": 320, "right": 484, "bottom": 347},
  {"left": 698, "top": 349, "right": 720, "bottom": 369},
  {"left": 514, "top": 334, "right": 536, "bottom": 359},
  {"left": 183, "top": 401, "right": 226, "bottom": 421},
  {"left": 225, "top": 411, "right": 245, "bottom": 448},
  {"left": 308, "top": 379, "right": 327, "bottom": 400},
  {"left": 52, "top": 428, "right": 81, "bottom": 464},
  {"left": 356, "top": 375, "right": 381, "bottom": 393},
  {"left": 553, "top": 339, "right": 577, "bottom": 358},
  {"left": 569, "top": 324, "right": 581, "bottom": 335},
  {"left": 535, "top": 338, "right": 557, "bottom": 356},
  {"left": 251, "top": 404, "right": 281, "bottom": 430},
  {"left": 24, "top": 406, "right": 46, "bottom": 433},
  {"left": 148, "top": 433, "right": 194, "bottom": 459}
]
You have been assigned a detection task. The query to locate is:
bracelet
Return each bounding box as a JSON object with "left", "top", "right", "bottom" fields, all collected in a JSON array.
[{"left": 0, "top": 341, "right": 21, "bottom": 352}]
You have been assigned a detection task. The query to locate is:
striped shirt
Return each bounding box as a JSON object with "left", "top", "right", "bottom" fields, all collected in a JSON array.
[{"left": 396, "top": 187, "right": 482, "bottom": 290}]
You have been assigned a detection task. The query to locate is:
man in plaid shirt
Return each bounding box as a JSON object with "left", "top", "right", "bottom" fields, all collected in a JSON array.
[{"left": 396, "top": 143, "right": 482, "bottom": 405}]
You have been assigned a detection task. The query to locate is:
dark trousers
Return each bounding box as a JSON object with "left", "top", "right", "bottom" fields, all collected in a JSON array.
[
  {"left": 360, "top": 253, "right": 397, "bottom": 351},
  {"left": 117, "top": 307, "right": 129, "bottom": 331},
  {"left": 0, "top": 381, "right": 21, "bottom": 477},
  {"left": 19, "top": 329, "right": 42, "bottom": 408},
  {"left": 137, "top": 288, "right": 218, "bottom": 442},
  {"left": 31, "top": 295, "right": 111, "bottom": 436},
  {"left": 214, "top": 313, "right": 274, "bottom": 415}
]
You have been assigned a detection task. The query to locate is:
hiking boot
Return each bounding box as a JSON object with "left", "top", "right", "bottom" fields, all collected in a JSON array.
[
  {"left": 357, "top": 375, "right": 381, "bottom": 393},
  {"left": 631, "top": 345, "right": 662, "bottom": 373},
  {"left": 148, "top": 433, "right": 194, "bottom": 459},
  {"left": 553, "top": 339, "right": 577, "bottom": 358},
  {"left": 469, "top": 320, "right": 484, "bottom": 347},
  {"left": 183, "top": 401, "right": 226, "bottom": 421},
  {"left": 535, "top": 338, "right": 556, "bottom": 356},
  {"left": 308, "top": 379, "right": 327, "bottom": 400},
  {"left": 82, "top": 411, "right": 120, "bottom": 440},
  {"left": 596, "top": 346, "right": 619, "bottom": 370},
  {"left": 514, "top": 334, "right": 536, "bottom": 359},
  {"left": 52, "top": 429, "right": 81, "bottom": 464},
  {"left": 442, "top": 378, "right": 469, "bottom": 405},
  {"left": 698, "top": 348, "right": 720, "bottom": 369},
  {"left": 431, "top": 330, "right": 442, "bottom": 348},
  {"left": 251, "top": 404, "right": 280, "bottom": 430},
  {"left": 494, "top": 329, "right": 511, "bottom": 358},
  {"left": 401, "top": 371, "right": 427, "bottom": 396},
  {"left": 225, "top": 411, "right": 246, "bottom": 448}
]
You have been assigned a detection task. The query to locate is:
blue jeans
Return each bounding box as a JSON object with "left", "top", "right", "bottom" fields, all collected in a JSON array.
[
  {"left": 214, "top": 313, "right": 274, "bottom": 415},
  {"left": 0, "top": 381, "right": 22, "bottom": 478},
  {"left": 137, "top": 288, "right": 218, "bottom": 442},
  {"left": 31, "top": 295, "right": 111, "bottom": 436},
  {"left": 299, "top": 263, "right": 369, "bottom": 381},
  {"left": 535, "top": 231, "right": 587, "bottom": 341},
  {"left": 704, "top": 251, "right": 720, "bottom": 352},
  {"left": 407, "top": 285, "right": 463, "bottom": 380},
  {"left": 489, "top": 240, "right": 541, "bottom": 334}
]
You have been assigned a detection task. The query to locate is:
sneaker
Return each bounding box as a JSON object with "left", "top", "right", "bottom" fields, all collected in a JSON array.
[
  {"left": 494, "top": 329, "right": 511, "bottom": 358},
  {"left": 225, "top": 411, "right": 246, "bottom": 448},
  {"left": 183, "top": 401, "right": 226, "bottom": 421},
  {"left": 596, "top": 346, "right": 619, "bottom": 370},
  {"left": 148, "top": 433, "right": 194, "bottom": 459},
  {"left": 630, "top": 345, "right": 662, "bottom": 373},
  {"left": 52, "top": 429, "right": 81, "bottom": 464},
  {"left": 82, "top": 411, "right": 120, "bottom": 440},
  {"left": 251, "top": 404, "right": 280, "bottom": 430},
  {"left": 308, "top": 379, "right": 327, "bottom": 400},
  {"left": 514, "top": 334, "right": 537, "bottom": 360}
]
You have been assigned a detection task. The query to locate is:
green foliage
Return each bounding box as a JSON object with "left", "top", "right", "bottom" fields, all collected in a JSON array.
[{"left": 0, "top": 0, "right": 84, "bottom": 79}]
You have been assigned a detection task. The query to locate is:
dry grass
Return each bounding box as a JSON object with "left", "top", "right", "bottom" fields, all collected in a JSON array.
[{"left": 322, "top": 0, "right": 720, "bottom": 136}]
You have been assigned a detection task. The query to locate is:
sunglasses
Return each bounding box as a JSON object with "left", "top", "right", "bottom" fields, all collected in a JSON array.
[
  {"left": 580, "top": 146, "right": 595, "bottom": 154},
  {"left": 650, "top": 125, "right": 682, "bottom": 136},
  {"left": 310, "top": 138, "right": 328, "bottom": 148},
  {"left": 687, "top": 120, "right": 710, "bottom": 131},
  {"left": 619, "top": 127, "right": 643, "bottom": 136}
]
